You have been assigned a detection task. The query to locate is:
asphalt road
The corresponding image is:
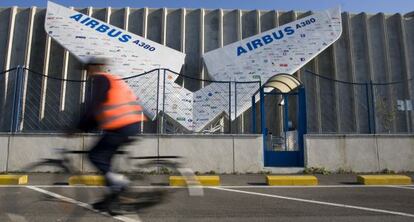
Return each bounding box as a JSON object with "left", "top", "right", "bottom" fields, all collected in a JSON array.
[{"left": 1, "top": 174, "right": 414, "bottom": 222}]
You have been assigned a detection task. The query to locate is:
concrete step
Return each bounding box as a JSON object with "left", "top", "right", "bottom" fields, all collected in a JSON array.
[{"left": 263, "top": 167, "right": 305, "bottom": 174}]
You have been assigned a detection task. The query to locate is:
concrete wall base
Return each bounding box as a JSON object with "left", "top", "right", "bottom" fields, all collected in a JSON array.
[
  {"left": 3, "top": 134, "right": 414, "bottom": 174},
  {"left": 0, "top": 134, "right": 263, "bottom": 174},
  {"left": 305, "top": 134, "right": 414, "bottom": 173}
]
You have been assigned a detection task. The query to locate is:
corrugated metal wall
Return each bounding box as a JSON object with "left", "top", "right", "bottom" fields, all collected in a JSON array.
[{"left": 0, "top": 7, "right": 413, "bottom": 133}]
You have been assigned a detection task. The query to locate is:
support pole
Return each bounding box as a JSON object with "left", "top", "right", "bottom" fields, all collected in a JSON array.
[
  {"left": 228, "top": 82, "right": 232, "bottom": 134},
  {"left": 252, "top": 94, "right": 256, "bottom": 133},
  {"left": 156, "top": 69, "right": 160, "bottom": 134},
  {"left": 298, "top": 87, "right": 307, "bottom": 166},
  {"left": 365, "top": 82, "right": 372, "bottom": 134}
]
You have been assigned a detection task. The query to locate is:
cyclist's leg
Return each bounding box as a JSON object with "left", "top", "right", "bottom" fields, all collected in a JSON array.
[
  {"left": 105, "top": 123, "right": 141, "bottom": 190},
  {"left": 89, "top": 123, "right": 139, "bottom": 188},
  {"left": 88, "top": 133, "right": 129, "bottom": 190},
  {"left": 89, "top": 133, "right": 128, "bottom": 212},
  {"left": 89, "top": 124, "right": 139, "bottom": 213}
]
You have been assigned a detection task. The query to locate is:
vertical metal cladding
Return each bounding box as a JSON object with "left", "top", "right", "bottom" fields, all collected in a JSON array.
[
  {"left": 0, "top": 6, "right": 412, "bottom": 133},
  {"left": 333, "top": 12, "right": 356, "bottom": 133}
]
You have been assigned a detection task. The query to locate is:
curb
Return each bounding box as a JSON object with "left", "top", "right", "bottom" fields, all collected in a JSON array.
[
  {"left": 0, "top": 175, "right": 28, "bottom": 185},
  {"left": 357, "top": 175, "right": 412, "bottom": 185},
  {"left": 266, "top": 175, "right": 318, "bottom": 186},
  {"left": 169, "top": 175, "right": 220, "bottom": 186},
  {"left": 68, "top": 175, "right": 106, "bottom": 186}
]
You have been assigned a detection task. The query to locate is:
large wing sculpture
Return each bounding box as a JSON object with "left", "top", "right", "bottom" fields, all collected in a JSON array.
[
  {"left": 203, "top": 7, "right": 342, "bottom": 119},
  {"left": 45, "top": 1, "right": 342, "bottom": 131}
]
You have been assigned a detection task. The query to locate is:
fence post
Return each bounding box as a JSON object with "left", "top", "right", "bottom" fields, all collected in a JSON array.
[
  {"left": 162, "top": 69, "right": 166, "bottom": 134},
  {"left": 259, "top": 86, "right": 267, "bottom": 164},
  {"left": 228, "top": 82, "right": 232, "bottom": 134},
  {"left": 259, "top": 86, "right": 266, "bottom": 135},
  {"left": 234, "top": 82, "right": 238, "bottom": 133},
  {"left": 365, "top": 81, "right": 377, "bottom": 134},
  {"left": 252, "top": 94, "right": 256, "bottom": 134},
  {"left": 11, "top": 66, "right": 24, "bottom": 133},
  {"left": 365, "top": 82, "right": 373, "bottom": 134},
  {"left": 297, "top": 87, "right": 307, "bottom": 166},
  {"left": 283, "top": 94, "right": 289, "bottom": 147},
  {"left": 369, "top": 80, "right": 376, "bottom": 134},
  {"left": 156, "top": 69, "right": 160, "bottom": 134}
]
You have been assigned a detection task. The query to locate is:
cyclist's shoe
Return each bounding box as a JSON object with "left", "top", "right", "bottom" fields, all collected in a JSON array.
[
  {"left": 105, "top": 172, "right": 131, "bottom": 193},
  {"left": 92, "top": 193, "right": 128, "bottom": 215},
  {"left": 92, "top": 195, "right": 114, "bottom": 212}
]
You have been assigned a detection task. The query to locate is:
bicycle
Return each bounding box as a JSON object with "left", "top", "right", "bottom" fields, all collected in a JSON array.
[{"left": 12, "top": 147, "right": 203, "bottom": 219}]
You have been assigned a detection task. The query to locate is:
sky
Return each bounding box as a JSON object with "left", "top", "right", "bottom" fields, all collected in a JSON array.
[{"left": 0, "top": 0, "right": 413, "bottom": 15}]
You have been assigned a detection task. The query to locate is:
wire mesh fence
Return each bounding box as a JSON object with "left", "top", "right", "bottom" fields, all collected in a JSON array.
[
  {"left": 2, "top": 65, "right": 412, "bottom": 134},
  {"left": 161, "top": 69, "right": 233, "bottom": 134},
  {"left": 0, "top": 67, "right": 18, "bottom": 132},
  {"left": 19, "top": 68, "right": 86, "bottom": 132},
  {"left": 304, "top": 70, "right": 414, "bottom": 134},
  {"left": 0, "top": 66, "right": 262, "bottom": 134}
]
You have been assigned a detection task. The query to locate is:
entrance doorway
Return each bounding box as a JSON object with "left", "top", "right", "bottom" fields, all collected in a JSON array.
[{"left": 252, "top": 74, "right": 306, "bottom": 167}]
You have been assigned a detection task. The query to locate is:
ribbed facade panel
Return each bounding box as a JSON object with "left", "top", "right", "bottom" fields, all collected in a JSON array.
[{"left": 0, "top": 7, "right": 413, "bottom": 134}]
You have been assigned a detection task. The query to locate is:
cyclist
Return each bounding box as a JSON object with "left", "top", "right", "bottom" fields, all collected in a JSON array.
[{"left": 77, "top": 57, "right": 147, "bottom": 211}]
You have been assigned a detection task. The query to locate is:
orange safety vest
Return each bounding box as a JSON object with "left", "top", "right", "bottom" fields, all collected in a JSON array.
[{"left": 94, "top": 72, "right": 147, "bottom": 130}]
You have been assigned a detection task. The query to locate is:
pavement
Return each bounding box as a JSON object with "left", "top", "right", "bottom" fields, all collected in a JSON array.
[{"left": 1, "top": 173, "right": 414, "bottom": 222}]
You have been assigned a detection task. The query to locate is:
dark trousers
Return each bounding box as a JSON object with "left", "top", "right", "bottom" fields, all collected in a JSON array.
[{"left": 88, "top": 123, "right": 139, "bottom": 175}]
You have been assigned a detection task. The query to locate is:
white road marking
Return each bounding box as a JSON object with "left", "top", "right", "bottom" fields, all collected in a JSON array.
[
  {"left": 211, "top": 186, "right": 414, "bottom": 218},
  {"left": 217, "top": 185, "right": 414, "bottom": 188},
  {"left": 0, "top": 184, "right": 412, "bottom": 188},
  {"left": 6, "top": 213, "right": 28, "bottom": 222},
  {"left": 389, "top": 185, "right": 414, "bottom": 190},
  {"left": 25, "top": 186, "right": 142, "bottom": 222}
]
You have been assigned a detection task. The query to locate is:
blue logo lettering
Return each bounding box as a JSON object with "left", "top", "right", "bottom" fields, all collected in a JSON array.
[
  {"left": 96, "top": 24, "right": 109, "bottom": 33},
  {"left": 69, "top": 13, "right": 82, "bottom": 21},
  {"left": 236, "top": 26, "right": 297, "bottom": 56},
  {"left": 237, "top": 46, "right": 248, "bottom": 56},
  {"left": 68, "top": 13, "right": 157, "bottom": 50}
]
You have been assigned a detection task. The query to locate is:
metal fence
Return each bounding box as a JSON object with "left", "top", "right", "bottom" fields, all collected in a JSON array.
[
  {"left": 0, "top": 67, "right": 87, "bottom": 133},
  {"left": 2, "top": 66, "right": 412, "bottom": 134},
  {"left": 304, "top": 70, "right": 414, "bottom": 134},
  {"left": 0, "top": 66, "right": 262, "bottom": 134}
]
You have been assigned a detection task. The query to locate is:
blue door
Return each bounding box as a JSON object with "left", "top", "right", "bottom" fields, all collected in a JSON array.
[{"left": 259, "top": 87, "right": 307, "bottom": 167}]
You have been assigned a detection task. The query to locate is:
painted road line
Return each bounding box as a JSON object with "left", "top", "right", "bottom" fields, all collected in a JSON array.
[
  {"left": 389, "top": 185, "right": 414, "bottom": 190},
  {"left": 217, "top": 185, "right": 414, "bottom": 188},
  {"left": 266, "top": 175, "right": 318, "bottom": 186},
  {"left": 2, "top": 184, "right": 414, "bottom": 189},
  {"left": 211, "top": 187, "right": 414, "bottom": 218},
  {"left": 0, "top": 175, "right": 28, "bottom": 185},
  {"left": 169, "top": 175, "right": 220, "bottom": 186},
  {"left": 68, "top": 175, "right": 106, "bottom": 186},
  {"left": 26, "top": 186, "right": 142, "bottom": 222},
  {"left": 357, "top": 175, "right": 412, "bottom": 185},
  {"left": 6, "top": 213, "right": 28, "bottom": 222}
]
